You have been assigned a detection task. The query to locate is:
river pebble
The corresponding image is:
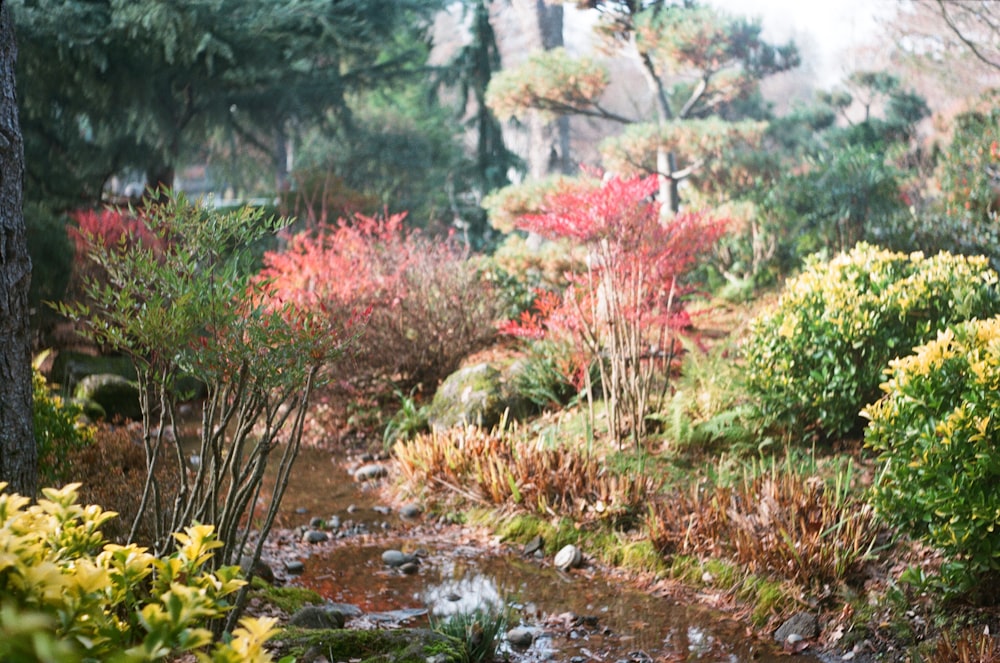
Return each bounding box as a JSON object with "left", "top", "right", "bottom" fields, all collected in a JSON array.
[
  {"left": 354, "top": 463, "right": 388, "bottom": 481},
  {"left": 554, "top": 544, "right": 582, "bottom": 570},
  {"left": 399, "top": 504, "right": 422, "bottom": 519},
  {"left": 506, "top": 627, "right": 535, "bottom": 648},
  {"left": 381, "top": 549, "right": 416, "bottom": 567},
  {"left": 302, "top": 530, "right": 328, "bottom": 544}
]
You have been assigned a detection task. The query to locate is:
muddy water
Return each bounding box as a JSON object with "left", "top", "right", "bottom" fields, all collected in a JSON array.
[{"left": 274, "top": 447, "right": 822, "bottom": 662}]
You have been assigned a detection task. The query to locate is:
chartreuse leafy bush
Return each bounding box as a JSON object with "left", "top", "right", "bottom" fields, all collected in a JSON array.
[
  {"left": 743, "top": 243, "right": 1000, "bottom": 440},
  {"left": 864, "top": 318, "right": 1000, "bottom": 593},
  {"left": 33, "top": 369, "right": 95, "bottom": 486},
  {"left": 0, "top": 483, "right": 276, "bottom": 662}
]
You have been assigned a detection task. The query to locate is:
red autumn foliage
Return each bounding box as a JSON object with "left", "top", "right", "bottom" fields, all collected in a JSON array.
[
  {"left": 257, "top": 212, "right": 504, "bottom": 394},
  {"left": 501, "top": 172, "right": 727, "bottom": 444}
]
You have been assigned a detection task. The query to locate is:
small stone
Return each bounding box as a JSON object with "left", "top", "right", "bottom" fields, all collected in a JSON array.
[
  {"left": 774, "top": 611, "right": 820, "bottom": 643},
  {"left": 399, "top": 504, "right": 422, "bottom": 520},
  {"left": 506, "top": 627, "right": 535, "bottom": 648},
  {"left": 285, "top": 560, "right": 305, "bottom": 575},
  {"left": 523, "top": 535, "right": 543, "bottom": 556},
  {"left": 354, "top": 463, "right": 388, "bottom": 481},
  {"left": 309, "top": 516, "right": 324, "bottom": 529},
  {"left": 303, "top": 530, "right": 328, "bottom": 544},
  {"left": 295, "top": 507, "right": 309, "bottom": 515},
  {"left": 400, "top": 561, "right": 420, "bottom": 575},
  {"left": 239, "top": 555, "right": 275, "bottom": 584},
  {"left": 554, "top": 544, "right": 582, "bottom": 570},
  {"left": 327, "top": 516, "right": 341, "bottom": 529},
  {"left": 381, "top": 549, "right": 416, "bottom": 567},
  {"left": 289, "top": 605, "right": 345, "bottom": 630},
  {"left": 373, "top": 505, "right": 392, "bottom": 515},
  {"left": 346, "top": 504, "right": 358, "bottom": 513}
]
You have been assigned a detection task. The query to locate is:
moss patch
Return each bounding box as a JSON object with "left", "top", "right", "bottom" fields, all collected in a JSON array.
[
  {"left": 250, "top": 577, "right": 324, "bottom": 614},
  {"left": 272, "top": 627, "right": 465, "bottom": 663}
]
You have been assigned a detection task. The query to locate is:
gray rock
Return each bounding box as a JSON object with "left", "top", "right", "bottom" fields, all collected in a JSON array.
[
  {"left": 399, "top": 561, "right": 420, "bottom": 575},
  {"left": 506, "top": 626, "right": 536, "bottom": 648},
  {"left": 325, "top": 602, "right": 363, "bottom": 618},
  {"left": 381, "top": 549, "right": 417, "bottom": 567},
  {"left": 554, "top": 544, "right": 582, "bottom": 570},
  {"left": 523, "top": 535, "right": 544, "bottom": 556},
  {"left": 427, "top": 363, "right": 509, "bottom": 431},
  {"left": 399, "top": 504, "right": 422, "bottom": 520},
  {"left": 774, "top": 611, "right": 820, "bottom": 643},
  {"left": 73, "top": 373, "right": 142, "bottom": 421},
  {"left": 289, "top": 605, "right": 346, "bottom": 630},
  {"left": 326, "top": 516, "right": 341, "bottom": 530},
  {"left": 354, "top": 464, "right": 389, "bottom": 481},
  {"left": 309, "top": 516, "right": 325, "bottom": 529},
  {"left": 303, "top": 530, "right": 329, "bottom": 544},
  {"left": 239, "top": 555, "right": 275, "bottom": 584},
  {"left": 285, "top": 560, "right": 305, "bottom": 575}
]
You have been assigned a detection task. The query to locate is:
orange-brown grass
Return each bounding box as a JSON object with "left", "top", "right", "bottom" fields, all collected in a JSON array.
[
  {"left": 394, "top": 426, "right": 658, "bottom": 523},
  {"left": 63, "top": 423, "right": 180, "bottom": 546},
  {"left": 647, "top": 459, "right": 880, "bottom": 590},
  {"left": 930, "top": 628, "right": 1000, "bottom": 663}
]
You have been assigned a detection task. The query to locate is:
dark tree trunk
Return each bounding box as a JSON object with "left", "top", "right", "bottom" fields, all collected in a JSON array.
[{"left": 0, "top": 0, "right": 37, "bottom": 498}]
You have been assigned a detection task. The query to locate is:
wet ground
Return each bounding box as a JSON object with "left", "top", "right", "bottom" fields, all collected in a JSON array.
[{"left": 261, "top": 446, "right": 822, "bottom": 662}]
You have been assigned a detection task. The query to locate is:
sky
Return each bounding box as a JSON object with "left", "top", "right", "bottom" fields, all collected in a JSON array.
[{"left": 707, "top": 0, "right": 895, "bottom": 87}]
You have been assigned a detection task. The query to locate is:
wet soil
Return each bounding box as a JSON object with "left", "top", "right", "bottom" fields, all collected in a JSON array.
[{"left": 257, "top": 446, "right": 822, "bottom": 663}]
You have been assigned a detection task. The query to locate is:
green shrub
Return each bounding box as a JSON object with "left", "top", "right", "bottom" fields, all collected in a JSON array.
[
  {"left": 33, "top": 369, "right": 94, "bottom": 486},
  {"left": 864, "top": 317, "right": 1000, "bottom": 592},
  {"left": 0, "top": 483, "right": 276, "bottom": 662},
  {"left": 743, "top": 243, "right": 1000, "bottom": 439}
]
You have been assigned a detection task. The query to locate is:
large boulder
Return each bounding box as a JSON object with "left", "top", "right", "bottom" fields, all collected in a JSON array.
[
  {"left": 73, "top": 373, "right": 142, "bottom": 422},
  {"left": 49, "top": 351, "right": 135, "bottom": 392},
  {"left": 427, "top": 362, "right": 532, "bottom": 431}
]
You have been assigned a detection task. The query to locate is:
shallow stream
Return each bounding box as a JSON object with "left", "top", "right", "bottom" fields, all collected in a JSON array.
[{"left": 265, "top": 446, "right": 823, "bottom": 662}]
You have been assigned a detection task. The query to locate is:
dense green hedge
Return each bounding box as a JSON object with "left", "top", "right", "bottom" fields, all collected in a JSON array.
[
  {"left": 743, "top": 243, "right": 1000, "bottom": 439},
  {"left": 865, "top": 318, "right": 1000, "bottom": 591}
]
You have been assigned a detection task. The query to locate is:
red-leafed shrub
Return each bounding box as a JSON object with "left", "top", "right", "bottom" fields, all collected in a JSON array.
[
  {"left": 257, "top": 212, "right": 505, "bottom": 394},
  {"left": 500, "top": 173, "right": 727, "bottom": 447},
  {"left": 67, "top": 207, "right": 167, "bottom": 302}
]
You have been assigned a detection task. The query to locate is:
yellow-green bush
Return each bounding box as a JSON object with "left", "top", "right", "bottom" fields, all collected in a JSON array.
[
  {"left": 0, "top": 483, "right": 275, "bottom": 662},
  {"left": 34, "top": 369, "right": 94, "bottom": 486},
  {"left": 864, "top": 318, "right": 1000, "bottom": 592},
  {"left": 743, "top": 243, "right": 1000, "bottom": 439}
]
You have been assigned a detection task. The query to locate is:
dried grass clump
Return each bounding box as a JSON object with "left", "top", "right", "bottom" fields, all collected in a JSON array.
[
  {"left": 648, "top": 458, "right": 880, "bottom": 588},
  {"left": 63, "top": 423, "right": 180, "bottom": 546},
  {"left": 930, "top": 628, "right": 1000, "bottom": 663},
  {"left": 394, "top": 426, "right": 657, "bottom": 523}
]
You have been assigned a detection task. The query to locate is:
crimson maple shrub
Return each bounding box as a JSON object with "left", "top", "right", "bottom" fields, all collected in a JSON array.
[
  {"left": 258, "top": 212, "right": 504, "bottom": 395},
  {"left": 500, "top": 173, "right": 727, "bottom": 447}
]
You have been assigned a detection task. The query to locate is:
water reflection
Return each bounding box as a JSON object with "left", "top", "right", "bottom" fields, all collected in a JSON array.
[{"left": 277, "top": 448, "right": 822, "bottom": 662}]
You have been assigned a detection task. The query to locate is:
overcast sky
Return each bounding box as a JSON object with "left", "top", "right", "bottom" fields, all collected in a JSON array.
[{"left": 707, "top": 0, "right": 896, "bottom": 86}]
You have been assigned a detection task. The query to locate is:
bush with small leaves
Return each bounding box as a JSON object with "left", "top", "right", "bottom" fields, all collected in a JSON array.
[
  {"left": 34, "top": 369, "right": 95, "bottom": 486},
  {"left": 0, "top": 483, "right": 276, "bottom": 662},
  {"left": 743, "top": 243, "right": 1000, "bottom": 440},
  {"left": 865, "top": 318, "right": 1000, "bottom": 593}
]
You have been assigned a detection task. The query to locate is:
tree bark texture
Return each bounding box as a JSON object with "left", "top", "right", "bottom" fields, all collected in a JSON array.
[{"left": 0, "top": 0, "right": 37, "bottom": 498}]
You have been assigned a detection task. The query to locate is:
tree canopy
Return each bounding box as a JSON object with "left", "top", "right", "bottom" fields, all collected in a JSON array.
[
  {"left": 486, "top": 0, "right": 799, "bottom": 211},
  {"left": 13, "top": 0, "right": 445, "bottom": 207}
]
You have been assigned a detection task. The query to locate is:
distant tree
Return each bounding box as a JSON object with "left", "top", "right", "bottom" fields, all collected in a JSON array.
[
  {"left": 486, "top": 0, "right": 798, "bottom": 212},
  {"left": 906, "top": 1, "right": 1000, "bottom": 73},
  {"left": 0, "top": 0, "right": 37, "bottom": 497},
  {"left": 12, "top": 0, "right": 446, "bottom": 207}
]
